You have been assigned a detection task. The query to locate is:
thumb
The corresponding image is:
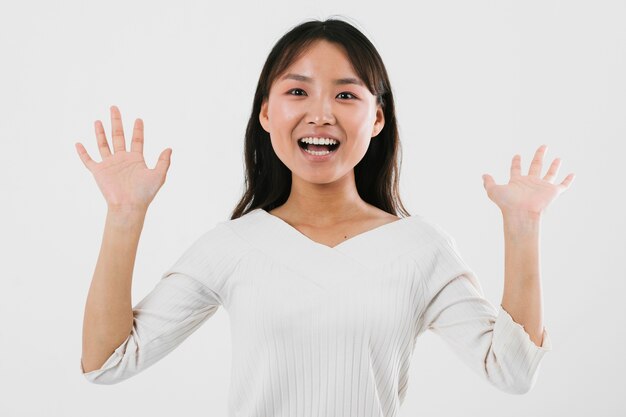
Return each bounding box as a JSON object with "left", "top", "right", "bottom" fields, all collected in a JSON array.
[
  {"left": 155, "top": 148, "right": 172, "bottom": 175},
  {"left": 482, "top": 174, "right": 495, "bottom": 189}
]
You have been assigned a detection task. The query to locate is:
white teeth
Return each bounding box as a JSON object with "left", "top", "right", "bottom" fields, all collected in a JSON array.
[
  {"left": 303, "top": 148, "right": 332, "bottom": 156},
  {"left": 299, "top": 137, "right": 338, "bottom": 145}
]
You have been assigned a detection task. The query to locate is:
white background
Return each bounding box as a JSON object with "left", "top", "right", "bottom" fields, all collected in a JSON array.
[{"left": 0, "top": 0, "right": 624, "bottom": 416}]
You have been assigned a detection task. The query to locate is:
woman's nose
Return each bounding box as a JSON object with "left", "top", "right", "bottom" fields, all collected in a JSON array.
[{"left": 306, "top": 97, "right": 335, "bottom": 125}]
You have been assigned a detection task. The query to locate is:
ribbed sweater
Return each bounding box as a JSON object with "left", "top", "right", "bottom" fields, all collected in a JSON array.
[{"left": 81, "top": 207, "right": 552, "bottom": 416}]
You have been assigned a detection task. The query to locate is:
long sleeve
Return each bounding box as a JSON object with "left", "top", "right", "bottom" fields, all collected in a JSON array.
[
  {"left": 415, "top": 236, "right": 552, "bottom": 395},
  {"left": 80, "top": 222, "right": 239, "bottom": 385},
  {"left": 81, "top": 273, "right": 220, "bottom": 385}
]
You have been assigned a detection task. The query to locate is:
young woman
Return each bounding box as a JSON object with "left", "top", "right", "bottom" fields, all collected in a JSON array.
[{"left": 77, "top": 17, "right": 574, "bottom": 416}]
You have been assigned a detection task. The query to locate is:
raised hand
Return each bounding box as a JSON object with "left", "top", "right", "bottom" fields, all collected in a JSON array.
[
  {"left": 75, "top": 105, "right": 172, "bottom": 212},
  {"left": 481, "top": 144, "right": 575, "bottom": 217}
]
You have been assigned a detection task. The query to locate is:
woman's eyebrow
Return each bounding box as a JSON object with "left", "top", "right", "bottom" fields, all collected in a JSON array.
[{"left": 280, "top": 73, "right": 364, "bottom": 86}]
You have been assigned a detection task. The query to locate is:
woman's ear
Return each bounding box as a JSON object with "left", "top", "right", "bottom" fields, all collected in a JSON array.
[
  {"left": 371, "top": 104, "right": 385, "bottom": 138},
  {"left": 259, "top": 99, "right": 270, "bottom": 133}
]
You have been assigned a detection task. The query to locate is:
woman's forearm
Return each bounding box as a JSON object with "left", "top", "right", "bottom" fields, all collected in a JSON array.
[
  {"left": 499, "top": 211, "right": 545, "bottom": 347},
  {"left": 81, "top": 208, "right": 146, "bottom": 373}
]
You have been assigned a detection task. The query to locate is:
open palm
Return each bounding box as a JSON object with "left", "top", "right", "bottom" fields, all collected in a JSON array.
[
  {"left": 482, "top": 145, "right": 575, "bottom": 216},
  {"left": 75, "top": 105, "right": 172, "bottom": 211}
]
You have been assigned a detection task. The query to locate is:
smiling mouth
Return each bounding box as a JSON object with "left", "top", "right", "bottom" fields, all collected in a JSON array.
[{"left": 297, "top": 140, "right": 340, "bottom": 152}]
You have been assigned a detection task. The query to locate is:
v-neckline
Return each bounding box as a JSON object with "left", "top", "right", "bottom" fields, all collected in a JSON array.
[{"left": 255, "top": 208, "right": 415, "bottom": 251}]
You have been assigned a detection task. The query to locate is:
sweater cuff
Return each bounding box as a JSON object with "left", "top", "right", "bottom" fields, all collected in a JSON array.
[
  {"left": 80, "top": 337, "right": 128, "bottom": 378},
  {"left": 496, "top": 304, "right": 552, "bottom": 351},
  {"left": 493, "top": 304, "right": 552, "bottom": 391}
]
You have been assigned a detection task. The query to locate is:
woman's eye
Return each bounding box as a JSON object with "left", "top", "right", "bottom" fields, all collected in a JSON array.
[
  {"left": 288, "top": 88, "right": 306, "bottom": 96},
  {"left": 337, "top": 92, "right": 356, "bottom": 100}
]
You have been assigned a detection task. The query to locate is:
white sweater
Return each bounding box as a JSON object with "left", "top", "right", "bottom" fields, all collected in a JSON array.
[{"left": 81, "top": 208, "right": 552, "bottom": 416}]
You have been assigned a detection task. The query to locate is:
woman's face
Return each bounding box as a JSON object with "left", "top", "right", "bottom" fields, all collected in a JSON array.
[{"left": 259, "top": 39, "right": 384, "bottom": 185}]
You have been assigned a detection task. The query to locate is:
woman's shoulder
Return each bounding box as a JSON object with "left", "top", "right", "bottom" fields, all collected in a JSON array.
[{"left": 393, "top": 211, "right": 459, "bottom": 250}]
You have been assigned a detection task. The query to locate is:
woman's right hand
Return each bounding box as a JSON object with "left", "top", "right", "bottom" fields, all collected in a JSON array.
[{"left": 75, "top": 105, "right": 172, "bottom": 212}]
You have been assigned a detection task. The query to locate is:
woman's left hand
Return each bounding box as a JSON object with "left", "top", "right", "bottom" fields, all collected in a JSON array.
[{"left": 481, "top": 144, "right": 575, "bottom": 217}]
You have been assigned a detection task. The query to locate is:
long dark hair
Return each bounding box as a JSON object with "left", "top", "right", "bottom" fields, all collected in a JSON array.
[{"left": 230, "top": 17, "right": 410, "bottom": 220}]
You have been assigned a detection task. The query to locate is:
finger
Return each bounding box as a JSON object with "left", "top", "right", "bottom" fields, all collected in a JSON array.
[
  {"left": 543, "top": 158, "right": 561, "bottom": 183},
  {"left": 75, "top": 142, "right": 96, "bottom": 170},
  {"left": 482, "top": 173, "right": 496, "bottom": 189},
  {"left": 510, "top": 154, "right": 522, "bottom": 178},
  {"left": 558, "top": 173, "right": 575, "bottom": 191},
  {"left": 94, "top": 120, "right": 112, "bottom": 159},
  {"left": 528, "top": 144, "right": 547, "bottom": 177},
  {"left": 110, "top": 105, "right": 126, "bottom": 152},
  {"left": 154, "top": 148, "right": 172, "bottom": 176},
  {"left": 130, "top": 118, "right": 144, "bottom": 154}
]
